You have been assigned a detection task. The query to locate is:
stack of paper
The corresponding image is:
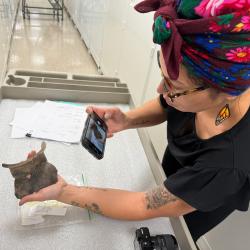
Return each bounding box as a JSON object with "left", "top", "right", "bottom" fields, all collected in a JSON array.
[{"left": 10, "top": 100, "right": 87, "bottom": 143}]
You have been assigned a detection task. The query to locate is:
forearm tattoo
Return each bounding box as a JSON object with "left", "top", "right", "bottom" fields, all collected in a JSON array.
[
  {"left": 145, "top": 185, "right": 177, "bottom": 209},
  {"left": 85, "top": 187, "right": 108, "bottom": 192},
  {"left": 71, "top": 201, "right": 103, "bottom": 215},
  {"left": 131, "top": 119, "right": 151, "bottom": 127},
  {"left": 70, "top": 187, "right": 107, "bottom": 215}
]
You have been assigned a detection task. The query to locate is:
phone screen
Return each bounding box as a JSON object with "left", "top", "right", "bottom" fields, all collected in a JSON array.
[
  {"left": 85, "top": 117, "right": 106, "bottom": 152},
  {"left": 81, "top": 112, "right": 107, "bottom": 159}
]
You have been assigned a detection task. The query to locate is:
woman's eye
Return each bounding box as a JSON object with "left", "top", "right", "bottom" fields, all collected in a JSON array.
[
  {"left": 165, "top": 79, "right": 175, "bottom": 90},
  {"left": 173, "top": 86, "right": 182, "bottom": 91},
  {"left": 170, "top": 81, "right": 184, "bottom": 91}
]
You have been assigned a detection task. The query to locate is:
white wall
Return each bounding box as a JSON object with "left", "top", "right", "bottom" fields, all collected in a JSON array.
[{"left": 64, "top": 1, "right": 250, "bottom": 249}]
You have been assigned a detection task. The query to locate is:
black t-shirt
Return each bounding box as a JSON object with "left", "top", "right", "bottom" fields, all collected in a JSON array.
[{"left": 159, "top": 95, "right": 250, "bottom": 241}]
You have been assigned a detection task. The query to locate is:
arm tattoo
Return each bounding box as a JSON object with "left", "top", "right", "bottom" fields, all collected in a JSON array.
[
  {"left": 145, "top": 185, "right": 177, "bottom": 209},
  {"left": 71, "top": 201, "right": 103, "bottom": 215},
  {"left": 85, "top": 187, "right": 108, "bottom": 192},
  {"left": 132, "top": 119, "right": 151, "bottom": 126},
  {"left": 85, "top": 203, "right": 103, "bottom": 215}
]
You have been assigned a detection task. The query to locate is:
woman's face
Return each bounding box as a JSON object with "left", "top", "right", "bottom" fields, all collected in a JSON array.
[{"left": 157, "top": 51, "right": 226, "bottom": 112}]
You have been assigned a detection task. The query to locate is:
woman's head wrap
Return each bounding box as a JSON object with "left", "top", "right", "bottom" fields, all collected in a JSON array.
[{"left": 134, "top": 0, "right": 250, "bottom": 95}]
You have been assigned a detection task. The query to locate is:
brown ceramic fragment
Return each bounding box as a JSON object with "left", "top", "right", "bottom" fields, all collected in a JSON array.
[{"left": 2, "top": 142, "right": 58, "bottom": 199}]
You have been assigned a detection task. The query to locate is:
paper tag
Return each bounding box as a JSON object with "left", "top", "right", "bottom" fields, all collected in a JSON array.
[
  {"left": 21, "top": 215, "right": 45, "bottom": 226},
  {"left": 20, "top": 200, "right": 68, "bottom": 225},
  {"left": 29, "top": 204, "right": 67, "bottom": 216},
  {"left": 20, "top": 205, "right": 45, "bottom": 225}
]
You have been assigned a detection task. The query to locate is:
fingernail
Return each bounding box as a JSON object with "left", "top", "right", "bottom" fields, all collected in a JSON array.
[{"left": 104, "top": 113, "right": 111, "bottom": 119}]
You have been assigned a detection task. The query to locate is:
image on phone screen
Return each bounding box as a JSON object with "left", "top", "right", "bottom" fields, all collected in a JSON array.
[{"left": 85, "top": 117, "right": 106, "bottom": 152}]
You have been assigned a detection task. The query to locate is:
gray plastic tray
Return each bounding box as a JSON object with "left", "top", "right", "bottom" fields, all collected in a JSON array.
[{"left": 2, "top": 69, "right": 130, "bottom": 104}]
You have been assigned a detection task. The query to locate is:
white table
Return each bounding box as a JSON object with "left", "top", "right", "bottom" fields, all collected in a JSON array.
[{"left": 0, "top": 99, "right": 174, "bottom": 250}]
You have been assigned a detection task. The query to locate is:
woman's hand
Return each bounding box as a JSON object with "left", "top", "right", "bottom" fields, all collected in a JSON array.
[
  {"left": 19, "top": 175, "right": 67, "bottom": 206},
  {"left": 19, "top": 151, "right": 68, "bottom": 206},
  {"left": 86, "top": 106, "right": 129, "bottom": 137}
]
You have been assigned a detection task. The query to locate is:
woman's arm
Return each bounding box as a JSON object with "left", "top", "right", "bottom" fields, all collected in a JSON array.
[
  {"left": 19, "top": 176, "right": 194, "bottom": 219},
  {"left": 125, "top": 97, "right": 167, "bottom": 130},
  {"left": 86, "top": 97, "right": 167, "bottom": 137},
  {"left": 57, "top": 184, "right": 195, "bottom": 220}
]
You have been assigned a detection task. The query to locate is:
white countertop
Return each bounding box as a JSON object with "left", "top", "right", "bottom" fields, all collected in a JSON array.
[{"left": 0, "top": 99, "right": 174, "bottom": 250}]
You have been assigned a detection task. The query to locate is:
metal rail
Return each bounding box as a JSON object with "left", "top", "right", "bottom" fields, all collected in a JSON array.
[{"left": 22, "top": 0, "right": 63, "bottom": 21}]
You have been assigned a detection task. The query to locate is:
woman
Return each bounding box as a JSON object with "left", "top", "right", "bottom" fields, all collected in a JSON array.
[{"left": 20, "top": 0, "right": 250, "bottom": 242}]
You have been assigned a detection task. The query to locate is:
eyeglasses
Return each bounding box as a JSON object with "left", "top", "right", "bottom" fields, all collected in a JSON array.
[{"left": 157, "top": 51, "right": 208, "bottom": 102}]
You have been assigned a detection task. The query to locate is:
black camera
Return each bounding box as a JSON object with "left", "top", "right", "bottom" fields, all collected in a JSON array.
[
  {"left": 81, "top": 112, "right": 107, "bottom": 159},
  {"left": 134, "top": 227, "right": 178, "bottom": 250}
]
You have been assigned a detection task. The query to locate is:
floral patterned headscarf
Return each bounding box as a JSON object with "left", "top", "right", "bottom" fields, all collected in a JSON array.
[{"left": 135, "top": 0, "right": 250, "bottom": 96}]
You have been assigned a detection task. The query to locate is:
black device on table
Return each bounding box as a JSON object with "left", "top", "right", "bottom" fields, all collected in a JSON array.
[
  {"left": 134, "top": 227, "right": 178, "bottom": 250},
  {"left": 81, "top": 111, "right": 107, "bottom": 159}
]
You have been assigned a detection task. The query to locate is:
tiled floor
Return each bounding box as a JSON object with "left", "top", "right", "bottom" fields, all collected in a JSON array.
[{"left": 7, "top": 0, "right": 98, "bottom": 75}]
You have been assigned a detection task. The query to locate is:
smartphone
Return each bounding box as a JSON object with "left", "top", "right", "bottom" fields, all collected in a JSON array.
[{"left": 81, "top": 112, "right": 107, "bottom": 159}]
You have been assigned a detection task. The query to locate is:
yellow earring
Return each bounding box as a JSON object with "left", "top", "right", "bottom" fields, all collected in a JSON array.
[{"left": 215, "top": 104, "right": 231, "bottom": 126}]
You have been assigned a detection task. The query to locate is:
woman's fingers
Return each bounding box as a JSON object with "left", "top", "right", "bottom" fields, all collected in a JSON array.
[
  {"left": 104, "top": 112, "right": 112, "bottom": 120},
  {"left": 27, "top": 150, "right": 36, "bottom": 159},
  {"left": 107, "top": 133, "right": 113, "bottom": 138},
  {"left": 86, "top": 106, "right": 105, "bottom": 119},
  {"left": 86, "top": 106, "right": 94, "bottom": 114},
  {"left": 86, "top": 106, "right": 114, "bottom": 121},
  {"left": 19, "top": 175, "right": 65, "bottom": 206},
  {"left": 19, "top": 192, "right": 44, "bottom": 206}
]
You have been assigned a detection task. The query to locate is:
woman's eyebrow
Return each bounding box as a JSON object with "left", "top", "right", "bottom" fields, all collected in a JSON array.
[
  {"left": 172, "top": 79, "right": 185, "bottom": 88},
  {"left": 164, "top": 75, "right": 184, "bottom": 88}
]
